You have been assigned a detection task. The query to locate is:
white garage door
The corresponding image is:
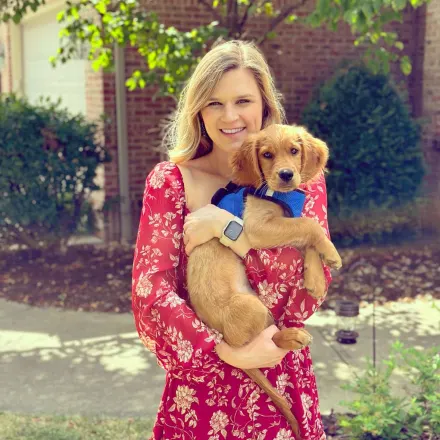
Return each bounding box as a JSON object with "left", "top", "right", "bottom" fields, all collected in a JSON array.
[{"left": 22, "top": 10, "right": 87, "bottom": 115}]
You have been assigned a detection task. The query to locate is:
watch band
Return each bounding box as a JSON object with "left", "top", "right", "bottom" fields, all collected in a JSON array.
[{"left": 219, "top": 216, "right": 244, "bottom": 247}]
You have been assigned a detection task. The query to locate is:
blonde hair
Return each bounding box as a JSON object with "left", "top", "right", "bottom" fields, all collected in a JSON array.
[{"left": 166, "top": 40, "right": 286, "bottom": 163}]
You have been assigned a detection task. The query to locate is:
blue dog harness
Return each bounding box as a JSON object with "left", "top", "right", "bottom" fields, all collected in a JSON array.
[{"left": 211, "top": 182, "right": 306, "bottom": 219}]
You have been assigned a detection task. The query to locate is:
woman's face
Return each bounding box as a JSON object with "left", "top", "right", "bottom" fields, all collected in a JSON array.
[{"left": 200, "top": 67, "right": 264, "bottom": 155}]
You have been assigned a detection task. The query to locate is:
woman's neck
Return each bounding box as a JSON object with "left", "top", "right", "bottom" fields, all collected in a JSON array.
[{"left": 203, "top": 146, "right": 234, "bottom": 180}]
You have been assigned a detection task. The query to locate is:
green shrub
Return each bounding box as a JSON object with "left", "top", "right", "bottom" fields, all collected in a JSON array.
[
  {"left": 328, "top": 196, "right": 431, "bottom": 247},
  {"left": 0, "top": 94, "right": 111, "bottom": 252},
  {"left": 339, "top": 341, "right": 440, "bottom": 439},
  {"left": 301, "top": 64, "right": 426, "bottom": 244}
]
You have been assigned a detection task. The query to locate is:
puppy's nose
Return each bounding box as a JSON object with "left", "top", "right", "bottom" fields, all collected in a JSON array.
[{"left": 278, "top": 169, "right": 294, "bottom": 182}]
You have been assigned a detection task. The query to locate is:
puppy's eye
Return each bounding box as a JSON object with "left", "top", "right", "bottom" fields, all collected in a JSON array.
[
  {"left": 291, "top": 148, "right": 299, "bottom": 155},
  {"left": 263, "top": 152, "right": 273, "bottom": 159}
]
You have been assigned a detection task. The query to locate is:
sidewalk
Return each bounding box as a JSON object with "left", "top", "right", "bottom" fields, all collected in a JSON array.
[{"left": 0, "top": 297, "right": 438, "bottom": 418}]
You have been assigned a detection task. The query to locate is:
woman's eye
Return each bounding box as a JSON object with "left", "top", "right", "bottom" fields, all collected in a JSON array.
[
  {"left": 237, "top": 99, "right": 250, "bottom": 104},
  {"left": 207, "top": 102, "right": 221, "bottom": 107},
  {"left": 291, "top": 148, "right": 299, "bottom": 155},
  {"left": 263, "top": 152, "right": 273, "bottom": 159}
]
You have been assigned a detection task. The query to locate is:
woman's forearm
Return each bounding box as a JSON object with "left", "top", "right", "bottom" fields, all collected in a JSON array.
[{"left": 215, "top": 210, "right": 252, "bottom": 258}]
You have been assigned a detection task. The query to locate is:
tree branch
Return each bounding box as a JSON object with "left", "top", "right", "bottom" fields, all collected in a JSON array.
[
  {"left": 230, "top": 0, "right": 239, "bottom": 37},
  {"left": 257, "top": 0, "right": 309, "bottom": 45},
  {"left": 238, "top": 0, "right": 257, "bottom": 35},
  {"left": 198, "top": 0, "right": 224, "bottom": 27}
]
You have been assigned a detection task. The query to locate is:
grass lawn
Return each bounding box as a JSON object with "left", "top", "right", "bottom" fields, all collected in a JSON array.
[{"left": 0, "top": 412, "right": 154, "bottom": 440}]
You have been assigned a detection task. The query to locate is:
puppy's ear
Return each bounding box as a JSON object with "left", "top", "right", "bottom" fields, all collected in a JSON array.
[
  {"left": 230, "top": 134, "right": 263, "bottom": 188},
  {"left": 299, "top": 127, "right": 329, "bottom": 183}
]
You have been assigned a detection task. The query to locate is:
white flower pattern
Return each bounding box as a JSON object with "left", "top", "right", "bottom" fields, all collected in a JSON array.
[{"left": 132, "top": 162, "right": 332, "bottom": 439}]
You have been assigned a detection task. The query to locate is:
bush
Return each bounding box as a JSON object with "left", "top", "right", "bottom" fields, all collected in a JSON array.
[
  {"left": 301, "top": 65, "right": 426, "bottom": 244},
  {"left": 328, "top": 196, "right": 431, "bottom": 247},
  {"left": 0, "top": 95, "right": 111, "bottom": 252},
  {"left": 339, "top": 341, "right": 440, "bottom": 439}
]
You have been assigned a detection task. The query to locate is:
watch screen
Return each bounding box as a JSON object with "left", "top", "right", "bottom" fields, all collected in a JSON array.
[{"left": 225, "top": 221, "right": 243, "bottom": 241}]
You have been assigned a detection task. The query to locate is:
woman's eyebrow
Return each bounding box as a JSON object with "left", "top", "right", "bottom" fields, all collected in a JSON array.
[{"left": 208, "top": 94, "right": 255, "bottom": 101}]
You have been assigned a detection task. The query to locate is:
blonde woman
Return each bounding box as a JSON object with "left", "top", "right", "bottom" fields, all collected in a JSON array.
[{"left": 132, "top": 40, "right": 332, "bottom": 440}]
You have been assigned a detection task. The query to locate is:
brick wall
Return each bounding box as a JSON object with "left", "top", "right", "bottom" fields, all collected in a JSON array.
[{"left": 101, "top": 0, "right": 428, "bottom": 241}]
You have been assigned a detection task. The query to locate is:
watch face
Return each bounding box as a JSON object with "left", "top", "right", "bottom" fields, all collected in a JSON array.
[{"left": 224, "top": 221, "right": 243, "bottom": 241}]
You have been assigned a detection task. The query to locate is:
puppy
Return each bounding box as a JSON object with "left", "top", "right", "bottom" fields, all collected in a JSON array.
[{"left": 187, "top": 124, "right": 342, "bottom": 439}]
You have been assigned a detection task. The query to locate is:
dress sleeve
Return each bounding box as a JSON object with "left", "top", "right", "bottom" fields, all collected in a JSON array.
[
  {"left": 132, "top": 162, "right": 222, "bottom": 372},
  {"left": 242, "top": 172, "right": 333, "bottom": 323}
]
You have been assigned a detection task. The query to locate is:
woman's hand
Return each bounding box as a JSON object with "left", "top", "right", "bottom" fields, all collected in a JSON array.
[
  {"left": 215, "top": 325, "right": 290, "bottom": 369},
  {"left": 183, "top": 204, "right": 232, "bottom": 255}
]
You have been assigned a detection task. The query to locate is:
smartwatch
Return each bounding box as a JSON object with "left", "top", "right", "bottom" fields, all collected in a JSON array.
[{"left": 219, "top": 216, "right": 244, "bottom": 247}]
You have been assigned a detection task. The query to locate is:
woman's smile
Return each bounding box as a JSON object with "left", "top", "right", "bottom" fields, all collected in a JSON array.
[{"left": 220, "top": 127, "right": 246, "bottom": 136}]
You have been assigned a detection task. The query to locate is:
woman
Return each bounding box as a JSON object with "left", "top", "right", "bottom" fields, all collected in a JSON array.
[{"left": 132, "top": 40, "right": 332, "bottom": 440}]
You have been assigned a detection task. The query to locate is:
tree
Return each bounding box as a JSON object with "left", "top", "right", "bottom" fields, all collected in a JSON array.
[{"left": 0, "top": 0, "right": 430, "bottom": 99}]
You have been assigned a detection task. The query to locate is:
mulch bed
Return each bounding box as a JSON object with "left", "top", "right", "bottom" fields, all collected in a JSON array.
[{"left": 0, "top": 240, "right": 439, "bottom": 314}]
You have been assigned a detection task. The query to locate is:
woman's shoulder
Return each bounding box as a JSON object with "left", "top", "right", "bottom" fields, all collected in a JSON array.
[
  {"left": 147, "top": 160, "right": 183, "bottom": 181},
  {"left": 144, "top": 161, "right": 186, "bottom": 196},
  {"left": 148, "top": 160, "right": 200, "bottom": 183}
]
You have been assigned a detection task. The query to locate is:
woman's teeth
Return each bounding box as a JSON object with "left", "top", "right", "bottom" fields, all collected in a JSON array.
[{"left": 221, "top": 128, "right": 245, "bottom": 134}]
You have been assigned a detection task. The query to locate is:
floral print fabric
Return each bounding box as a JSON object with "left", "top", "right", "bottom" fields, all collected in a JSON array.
[{"left": 132, "top": 161, "right": 332, "bottom": 440}]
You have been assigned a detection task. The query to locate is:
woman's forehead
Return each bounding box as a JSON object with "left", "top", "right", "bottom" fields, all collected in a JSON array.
[{"left": 209, "top": 68, "right": 261, "bottom": 99}]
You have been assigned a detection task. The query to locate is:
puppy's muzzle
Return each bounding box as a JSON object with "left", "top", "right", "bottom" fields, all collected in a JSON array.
[{"left": 278, "top": 169, "right": 294, "bottom": 182}]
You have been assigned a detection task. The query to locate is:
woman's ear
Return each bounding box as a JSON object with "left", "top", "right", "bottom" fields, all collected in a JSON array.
[
  {"left": 230, "top": 134, "right": 263, "bottom": 188},
  {"left": 298, "top": 127, "right": 329, "bottom": 183}
]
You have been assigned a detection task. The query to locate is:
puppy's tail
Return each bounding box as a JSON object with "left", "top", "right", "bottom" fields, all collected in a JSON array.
[{"left": 244, "top": 368, "right": 302, "bottom": 440}]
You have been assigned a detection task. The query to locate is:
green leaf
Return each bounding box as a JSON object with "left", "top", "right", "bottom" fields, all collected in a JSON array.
[
  {"left": 12, "top": 13, "right": 22, "bottom": 24},
  {"left": 95, "top": 2, "right": 106, "bottom": 14},
  {"left": 400, "top": 55, "right": 412, "bottom": 75},
  {"left": 264, "top": 2, "right": 274, "bottom": 16},
  {"left": 265, "top": 31, "right": 277, "bottom": 40},
  {"left": 285, "top": 14, "right": 297, "bottom": 23},
  {"left": 393, "top": 0, "right": 408, "bottom": 11}
]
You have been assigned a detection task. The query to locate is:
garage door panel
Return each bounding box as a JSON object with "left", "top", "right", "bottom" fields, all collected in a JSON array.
[{"left": 22, "top": 13, "right": 87, "bottom": 116}]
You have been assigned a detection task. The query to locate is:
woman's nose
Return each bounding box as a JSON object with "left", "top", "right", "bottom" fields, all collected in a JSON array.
[{"left": 221, "top": 104, "right": 238, "bottom": 122}]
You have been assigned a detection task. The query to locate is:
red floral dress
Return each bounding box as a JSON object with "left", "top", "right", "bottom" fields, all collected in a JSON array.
[{"left": 132, "top": 161, "right": 332, "bottom": 440}]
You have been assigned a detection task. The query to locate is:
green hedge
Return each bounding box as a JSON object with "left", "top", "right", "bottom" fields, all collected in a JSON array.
[
  {"left": 0, "top": 95, "right": 111, "bottom": 252},
  {"left": 301, "top": 65, "right": 426, "bottom": 245}
]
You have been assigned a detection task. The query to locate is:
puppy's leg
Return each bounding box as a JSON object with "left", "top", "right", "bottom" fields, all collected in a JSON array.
[
  {"left": 244, "top": 206, "right": 342, "bottom": 269},
  {"left": 303, "top": 248, "right": 327, "bottom": 299}
]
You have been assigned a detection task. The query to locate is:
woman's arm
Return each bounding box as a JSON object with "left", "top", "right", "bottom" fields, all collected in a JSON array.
[
  {"left": 132, "top": 163, "right": 223, "bottom": 372},
  {"left": 184, "top": 204, "right": 251, "bottom": 258}
]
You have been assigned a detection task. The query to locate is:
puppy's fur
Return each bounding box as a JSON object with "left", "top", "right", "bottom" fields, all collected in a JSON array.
[{"left": 187, "top": 124, "right": 342, "bottom": 439}]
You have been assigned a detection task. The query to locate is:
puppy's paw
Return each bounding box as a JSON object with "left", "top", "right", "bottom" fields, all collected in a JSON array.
[
  {"left": 304, "top": 249, "right": 327, "bottom": 299},
  {"left": 304, "top": 271, "right": 327, "bottom": 299},
  {"left": 316, "top": 240, "right": 342, "bottom": 270},
  {"left": 272, "top": 328, "right": 313, "bottom": 351}
]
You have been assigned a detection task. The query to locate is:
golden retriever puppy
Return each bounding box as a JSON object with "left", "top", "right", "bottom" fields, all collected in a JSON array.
[{"left": 187, "top": 124, "right": 342, "bottom": 439}]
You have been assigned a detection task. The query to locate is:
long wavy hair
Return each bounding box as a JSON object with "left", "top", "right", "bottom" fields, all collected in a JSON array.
[{"left": 166, "top": 40, "right": 286, "bottom": 163}]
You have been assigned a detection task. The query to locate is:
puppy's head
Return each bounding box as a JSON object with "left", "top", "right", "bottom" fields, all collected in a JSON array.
[{"left": 230, "top": 124, "right": 329, "bottom": 191}]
